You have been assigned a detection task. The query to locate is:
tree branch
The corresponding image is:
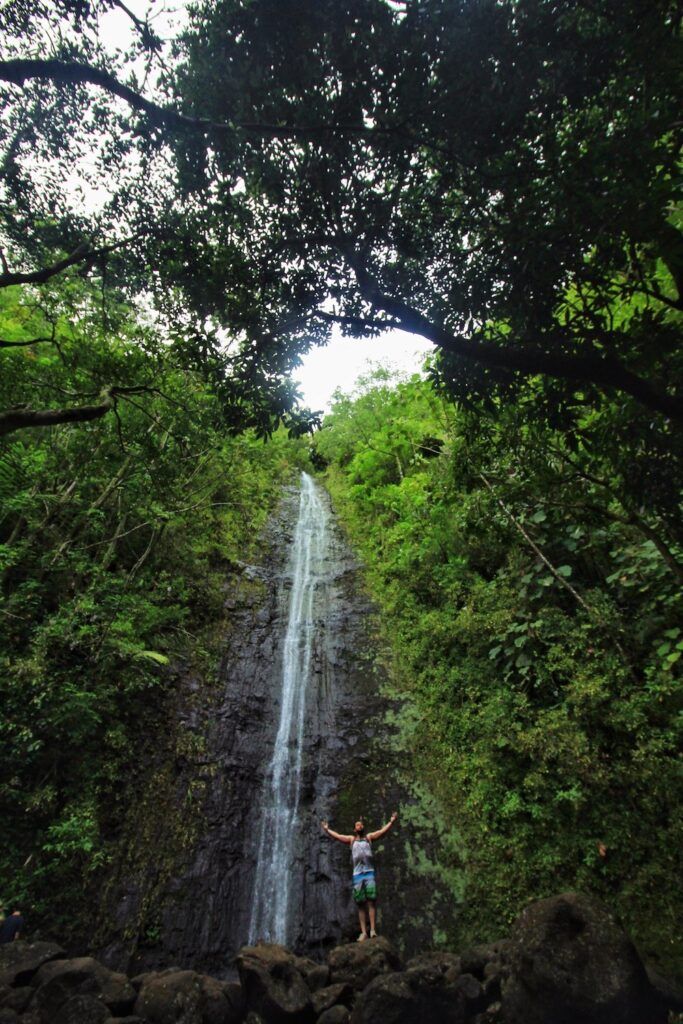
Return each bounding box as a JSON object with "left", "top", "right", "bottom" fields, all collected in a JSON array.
[
  {"left": 346, "top": 255, "right": 682, "bottom": 421},
  {"left": 0, "top": 58, "right": 410, "bottom": 143},
  {"left": 0, "top": 234, "right": 142, "bottom": 288},
  {"left": 0, "top": 336, "right": 54, "bottom": 348},
  {"left": 0, "top": 385, "right": 150, "bottom": 437}
]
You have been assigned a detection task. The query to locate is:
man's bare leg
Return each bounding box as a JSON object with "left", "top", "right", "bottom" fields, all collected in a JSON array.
[
  {"left": 368, "top": 901, "right": 377, "bottom": 937},
  {"left": 357, "top": 904, "right": 368, "bottom": 941}
]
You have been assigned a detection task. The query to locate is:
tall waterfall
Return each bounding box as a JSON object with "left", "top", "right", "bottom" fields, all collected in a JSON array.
[{"left": 248, "top": 472, "right": 330, "bottom": 944}]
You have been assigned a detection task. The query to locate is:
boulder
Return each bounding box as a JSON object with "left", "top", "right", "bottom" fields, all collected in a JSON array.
[
  {"left": 405, "top": 952, "right": 463, "bottom": 986},
  {"left": 645, "top": 963, "right": 683, "bottom": 1015},
  {"left": 293, "top": 958, "right": 329, "bottom": 993},
  {"left": 32, "top": 956, "right": 136, "bottom": 1020},
  {"left": 449, "top": 974, "right": 486, "bottom": 1015},
  {"left": 501, "top": 892, "right": 666, "bottom": 1024},
  {"left": 236, "top": 944, "right": 313, "bottom": 1024},
  {"left": 327, "top": 938, "right": 402, "bottom": 992},
  {"left": 18, "top": 1011, "right": 40, "bottom": 1024},
  {"left": 349, "top": 970, "right": 467, "bottom": 1024},
  {"left": 318, "top": 1007, "right": 350, "bottom": 1024},
  {"left": 0, "top": 942, "right": 66, "bottom": 988},
  {"left": 458, "top": 943, "right": 509, "bottom": 983},
  {"left": 311, "top": 982, "right": 353, "bottom": 1016},
  {"left": 221, "top": 980, "right": 246, "bottom": 1021},
  {"left": 54, "top": 994, "right": 111, "bottom": 1024},
  {"left": 134, "top": 969, "right": 239, "bottom": 1024},
  {"left": 0, "top": 986, "right": 33, "bottom": 1013}
]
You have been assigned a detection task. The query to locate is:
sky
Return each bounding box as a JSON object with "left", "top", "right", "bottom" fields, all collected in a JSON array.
[
  {"left": 96, "top": 2, "right": 434, "bottom": 413},
  {"left": 294, "top": 329, "right": 433, "bottom": 412}
]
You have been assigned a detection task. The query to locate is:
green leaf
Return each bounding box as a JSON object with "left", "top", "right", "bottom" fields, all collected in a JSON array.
[{"left": 137, "top": 650, "right": 170, "bottom": 665}]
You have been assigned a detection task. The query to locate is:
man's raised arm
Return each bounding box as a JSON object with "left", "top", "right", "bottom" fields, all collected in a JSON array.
[
  {"left": 368, "top": 811, "right": 398, "bottom": 841},
  {"left": 321, "top": 820, "right": 353, "bottom": 844}
]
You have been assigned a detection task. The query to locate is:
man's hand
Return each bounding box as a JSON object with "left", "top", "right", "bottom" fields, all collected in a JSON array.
[
  {"left": 321, "top": 819, "right": 329, "bottom": 832},
  {"left": 390, "top": 811, "right": 398, "bottom": 822}
]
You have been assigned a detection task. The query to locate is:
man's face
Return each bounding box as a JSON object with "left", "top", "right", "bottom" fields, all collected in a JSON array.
[{"left": 354, "top": 821, "right": 364, "bottom": 834}]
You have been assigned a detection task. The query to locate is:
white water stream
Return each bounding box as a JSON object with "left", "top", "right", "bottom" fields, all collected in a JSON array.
[{"left": 248, "top": 472, "right": 330, "bottom": 944}]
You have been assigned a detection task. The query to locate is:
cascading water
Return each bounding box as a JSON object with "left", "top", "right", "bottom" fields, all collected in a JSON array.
[{"left": 248, "top": 471, "right": 329, "bottom": 944}]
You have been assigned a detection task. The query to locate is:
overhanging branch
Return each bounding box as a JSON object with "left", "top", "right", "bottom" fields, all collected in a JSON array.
[
  {"left": 0, "top": 385, "right": 151, "bottom": 437},
  {"left": 0, "top": 233, "right": 143, "bottom": 289},
  {"left": 346, "top": 255, "right": 682, "bottom": 421},
  {"left": 0, "top": 58, "right": 408, "bottom": 143}
]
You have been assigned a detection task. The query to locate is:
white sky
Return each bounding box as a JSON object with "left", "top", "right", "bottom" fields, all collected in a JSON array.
[
  {"left": 92, "top": 3, "right": 434, "bottom": 413},
  {"left": 294, "top": 328, "right": 433, "bottom": 412}
]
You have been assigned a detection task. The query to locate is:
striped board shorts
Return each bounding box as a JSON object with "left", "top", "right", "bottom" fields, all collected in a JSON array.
[{"left": 352, "top": 868, "right": 377, "bottom": 904}]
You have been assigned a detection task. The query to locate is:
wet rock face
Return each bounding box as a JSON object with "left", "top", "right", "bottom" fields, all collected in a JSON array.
[
  {"left": 99, "top": 482, "right": 412, "bottom": 975},
  {"left": 98, "top": 478, "right": 453, "bottom": 976}
]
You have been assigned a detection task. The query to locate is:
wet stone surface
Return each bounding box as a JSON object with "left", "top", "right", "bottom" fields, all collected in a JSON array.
[{"left": 98, "top": 477, "right": 452, "bottom": 977}]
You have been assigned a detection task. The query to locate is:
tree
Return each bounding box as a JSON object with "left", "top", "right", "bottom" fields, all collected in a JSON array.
[
  {"left": 0, "top": 1, "right": 317, "bottom": 438},
  {"left": 1, "top": 0, "right": 680, "bottom": 436}
]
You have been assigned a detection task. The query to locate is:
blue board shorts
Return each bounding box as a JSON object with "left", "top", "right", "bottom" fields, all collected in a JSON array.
[{"left": 352, "top": 869, "right": 377, "bottom": 904}]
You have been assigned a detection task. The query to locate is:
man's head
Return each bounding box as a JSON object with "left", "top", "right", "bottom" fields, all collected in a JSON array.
[{"left": 354, "top": 820, "right": 365, "bottom": 836}]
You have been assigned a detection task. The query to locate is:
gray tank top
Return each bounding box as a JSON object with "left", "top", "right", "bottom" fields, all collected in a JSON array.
[{"left": 351, "top": 837, "right": 373, "bottom": 874}]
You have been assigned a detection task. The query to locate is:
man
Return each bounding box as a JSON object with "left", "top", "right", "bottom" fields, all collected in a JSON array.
[
  {"left": 0, "top": 908, "right": 24, "bottom": 944},
  {"left": 321, "top": 812, "right": 398, "bottom": 942}
]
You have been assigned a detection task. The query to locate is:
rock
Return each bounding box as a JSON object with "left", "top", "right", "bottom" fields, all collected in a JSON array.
[
  {"left": 134, "top": 969, "right": 238, "bottom": 1024},
  {"left": 405, "top": 952, "right": 462, "bottom": 986},
  {"left": 318, "top": 1007, "right": 350, "bottom": 1024},
  {"left": 458, "top": 943, "right": 509, "bottom": 983},
  {"left": 244, "top": 1013, "right": 265, "bottom": 1024},
  {"left": 327, "top": 938, "right": 402, "bottom": 992},
  {"left": 349, "top": 970, "right": 466, "bottom": 1024},
  {"left": 501, "top": 891, "right": 666, "bottom": 1024},
  {"left": 54, "top": 994, "right": 111, "bottom": 1024},
  {"left": 449, "top": 973, "right": 486, "bottom": 1015},
  {"left": 236, "top": 944, "right": 313, "bottom": 1024},
  {"left": 294, "top": 960, "right": 329, "bottom": 993},
  {"left": 482, "top": 973, "right": 501, "bottom": 1004},
  {"left": 311, "top": 982, "right": 353, "bottom": 1016},
  {"left": 0, "top": 986, "right": 33, "bottom": 1013},
  {"left": 645, "top": 963, "right": 683, "bottom": 1014},
  {"left": 32, "top": 957, "right": 136, "bottom": 1020},
  {"left": 472, "top": 1001, "right": 503, "bottom": 1023},
  {"left": 221, "top": 980, "right": 246, "bottom": 1021},
  {"left": 0, "top": 1010, "right": 20, "bottom": 1024},
  {"left": 0, "top": 942, "right": 66, "bottom": 988},
  {"left": 131, "top": 968, "right": 184, "bottom": 990}
]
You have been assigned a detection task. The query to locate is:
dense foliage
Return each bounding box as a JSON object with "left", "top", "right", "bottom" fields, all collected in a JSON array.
[
  {"left": 0, "top": 276, "right": 301, "bottom": 936},
  {"left": 315, "top": 370, "right": 682, "bottom": 976},
  {"left": 0, "top": 0, "right": 680, "bottom": 433}
]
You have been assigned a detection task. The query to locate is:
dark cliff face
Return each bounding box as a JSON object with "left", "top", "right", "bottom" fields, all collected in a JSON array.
[{"left": 97, "top": 480, "right": 453, "bottom": 976}]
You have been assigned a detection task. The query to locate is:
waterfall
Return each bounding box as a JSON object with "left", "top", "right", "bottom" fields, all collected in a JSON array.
[{"left": 248, "top": 472, "right": 329, "bottom": 944}]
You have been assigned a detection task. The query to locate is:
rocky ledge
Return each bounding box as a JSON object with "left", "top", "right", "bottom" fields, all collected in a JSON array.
[{"left": 1, "top": 893, "right": 681, "bottom": 1024}]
